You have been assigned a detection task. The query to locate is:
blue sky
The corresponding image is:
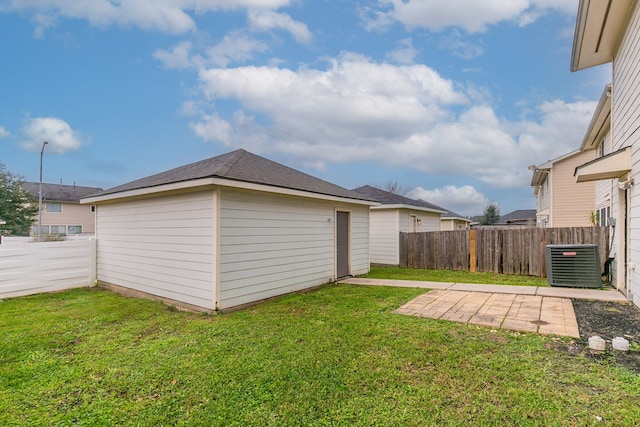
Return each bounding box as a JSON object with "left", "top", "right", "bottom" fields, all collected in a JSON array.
[{"left": 0, "top": 0, "right": 609, "bottom": 216}]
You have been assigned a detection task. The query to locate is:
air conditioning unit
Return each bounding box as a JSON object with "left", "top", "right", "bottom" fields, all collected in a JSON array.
[{"left": 545, "top": 244, "right": 601, "bottom": 288}]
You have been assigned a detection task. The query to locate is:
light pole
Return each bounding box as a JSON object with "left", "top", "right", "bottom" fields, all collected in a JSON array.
[{"left": 38, "top": 141, "right": 48, "bottom": 242}]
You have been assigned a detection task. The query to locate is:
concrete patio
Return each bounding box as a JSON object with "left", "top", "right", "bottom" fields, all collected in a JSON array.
[{"left": 339, "top": 277, "right": 628, "bottom": 338}]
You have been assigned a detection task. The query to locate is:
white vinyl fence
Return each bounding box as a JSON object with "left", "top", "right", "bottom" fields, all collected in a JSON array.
[{"left": 0, "top": 239, "right": 96, "bottom": 299}]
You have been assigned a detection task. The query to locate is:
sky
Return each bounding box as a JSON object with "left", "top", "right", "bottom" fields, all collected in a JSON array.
[{"left": 0, "top": 0, "right": 611, "bottom": 217}]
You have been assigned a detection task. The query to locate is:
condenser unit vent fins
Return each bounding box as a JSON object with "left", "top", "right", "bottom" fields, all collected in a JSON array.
[{"left": 545, "top": 244, "right": 601, "bottom": 288}]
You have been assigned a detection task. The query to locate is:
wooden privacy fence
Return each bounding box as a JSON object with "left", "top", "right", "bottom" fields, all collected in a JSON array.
[{"left": 399, "top": 226, "right": 610, "bottom": 277}]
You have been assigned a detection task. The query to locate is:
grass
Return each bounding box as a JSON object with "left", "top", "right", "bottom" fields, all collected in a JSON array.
[
  {"left": 2, "top": 285, "right": 639, "bottom": 426},
  {"left": 364, "top": 266, "right": 550, "bottom": 287}
]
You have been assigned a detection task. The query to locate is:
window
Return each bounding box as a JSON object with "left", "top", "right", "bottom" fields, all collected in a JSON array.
[
  {"left": 67, "top": 225, "right": 82, "bottom": 235},
  {"left": 90, "top": 205, "right": 96, "bottom": 213},
  {"left": 598, "top": 206, "right": 611, "bottom": 226},
  {"left": 32, "top": 225, "right": 49, "bottom": 235},
  {"left": 46, "top": 203, "right": 62, "bottom": 213},
  {"left": 50, "top": 225, "right": 66, "bottom": 234}
]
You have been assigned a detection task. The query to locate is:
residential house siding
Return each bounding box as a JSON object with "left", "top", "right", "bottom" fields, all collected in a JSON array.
[
  {"left": 219, "top": 189, "right": 340, "bottom": 309},
  {"left": 369, "top": 210, "right": 399, "bottom": 265},
  {"left": 613, "top": 2, "right": 640, "bottom": 304},
  {"left": 86, "top": 149, "right": 375, "bottom": 312},
  {"left": 96, "top": 191, "right": 216, "bottom": 309},
  {"left": 611, "top": 2, "right": 640, "bottom": 305},
  {"left": 551, "top": 151, "right": 596, "bottom": 227}
]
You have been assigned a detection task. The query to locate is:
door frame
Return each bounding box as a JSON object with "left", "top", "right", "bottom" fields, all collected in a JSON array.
[{"left": 335, "top": 209, "right": 351, "bottom": 279}]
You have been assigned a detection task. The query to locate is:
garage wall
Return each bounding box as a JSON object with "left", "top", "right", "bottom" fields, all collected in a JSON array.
[
  {"left": 369, "top": 210, "right": 399, "bottom": 265},
  {"left": 219, "top": 188, "right": 369, "bottom": 309},
  {"left": 95, "top": 191, "right": 216, "bottom": 309}
]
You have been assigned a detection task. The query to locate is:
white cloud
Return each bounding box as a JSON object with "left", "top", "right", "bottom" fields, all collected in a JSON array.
[
  {"left": 0, "top": 125, "right": 9, "bottom": 138},
  {"left": 385, "top": 38, "right": 419, "bottom": 65},
  {"left": 365, "top": 0, "right": 576, "bottom": 33},
  {"left": 20, "top": 117, "right": 88, "bottom": 154},
  {"left": 205, "top": 32, "right": 270, "bottom": 67},
  {"left": 6, "top": 0, "right": 292, "bottom": 35},
  {"left": 437, "top": 31, "right": 485, "bottom": 59},
  {"left": 154, "top": 41, "right": 199, "bottom": 69},
  {"left": 154, "top": 33, "right": 270, "bottom": 69},
  {"left": 248, "top": 9, "right": 312, "bottom": 44},
  {"left": 407, "top": 185, "right": 489, "bottom": 216},
  {"left": 31, "top": 14, "right": 56, "bottom": 38},
  {"left": 188, "top": 54, "right": 594, "bottom": 188}
]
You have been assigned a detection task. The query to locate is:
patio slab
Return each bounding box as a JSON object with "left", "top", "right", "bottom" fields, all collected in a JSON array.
[
  {"left": 393, "top": 289, "right": 580, "bottom": 337},
  {"left": 338, "top": 278, "right": 631, "bottom": 337},
  {"left": 338, "top": 278, "right": 628, "bottom": 301}
]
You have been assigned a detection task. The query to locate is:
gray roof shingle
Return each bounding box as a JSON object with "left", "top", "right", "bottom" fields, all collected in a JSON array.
[
  {"left": 90, "top": 149, "right": 374, "bottom": 202},
  {"left": 352, "top": 185, "right": 446, "bottom": 213},
  {"left": 22, "top": 182, "right": 103, "bottom": 203}
]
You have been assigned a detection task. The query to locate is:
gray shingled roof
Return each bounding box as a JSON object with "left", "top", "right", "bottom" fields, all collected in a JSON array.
[
  {"left": 22, "top": 182, "right": 103, "bottom": 202},
  {"left": 441, "top": 208, "right": 472, "bottom": 221},
  {"left": 499, "top": 209, "right": 537, "bottom": 223},
  {"left": 91, "top": 149, "right": 374, "bottom": 202},
  {"left": 352, "top": 185, "right": 446, "bottom": 213}
]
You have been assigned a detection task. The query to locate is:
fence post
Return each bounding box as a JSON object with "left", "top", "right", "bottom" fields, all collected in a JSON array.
[{"left": 469, "top": 229, "right": 476, "bottom": 272}]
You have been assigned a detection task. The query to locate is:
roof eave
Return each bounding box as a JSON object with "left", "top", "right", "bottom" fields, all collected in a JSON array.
[
  {"left": 371, "top": 204, "right": 446, "bottom": 214},
  {"left": 82, "top": 177, "right": 379, "bottom": 206},
  {"left": 571, "top": 0, "right": 634, "bottom": 72},
  {"left": 441, "top": 216, "right": 472, "bottom": 223},
  {"left": 580, "top": 83, "right": 612, "bottom": 151}
]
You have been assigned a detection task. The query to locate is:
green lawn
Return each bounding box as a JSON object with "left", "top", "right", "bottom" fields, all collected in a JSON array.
[
  {"left": 364, "top": 266, "right": 550, "bottom": 287},
  {"left": 2, "top": 285, "right": 638, "bottom": 426}
]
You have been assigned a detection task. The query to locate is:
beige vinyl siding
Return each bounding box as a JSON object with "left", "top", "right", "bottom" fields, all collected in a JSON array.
[
  {"left": 539, "top": 178, "right": 550, "bottom": 212},
  {"left": 96, "top": 191, "right": 216, "bottom": 309},
  {"left": 398, "top": 209, "right": 439, "bottom": 232},
  {"left": 41, "top": 202, "right": 97, "bottom": 234},
  {"left": 550, "top": 151, "right": 596, "bottom": 227},
  {"left": 613, "top": 1, "right": 640, "bottom": 304},
  {"left": 440, "top": 219, "right": 455, "bottom": 231},
  {"left": 218, "top": 189, "right": 369, "bottom": 309},
  {"left": 413, "top": 210, "right": 440, "bottom": 232},
  {"left": 440, "top": 219, "right": 469, "bottom": 231},
  {"left": 369, "top": 210, "right": 399, "bottom": 265}
]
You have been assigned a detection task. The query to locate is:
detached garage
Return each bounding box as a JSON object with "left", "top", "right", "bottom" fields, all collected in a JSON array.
[{"left": 82, "top": 149, "right": 376, "bottom": 311}]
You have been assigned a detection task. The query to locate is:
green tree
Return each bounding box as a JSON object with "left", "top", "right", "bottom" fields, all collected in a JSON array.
[
  {"left": 479, "top": 203, "right": 501, "bottom": 225},
  {"left": 0, "top": 163, "right": 38, "bottom": 235}
]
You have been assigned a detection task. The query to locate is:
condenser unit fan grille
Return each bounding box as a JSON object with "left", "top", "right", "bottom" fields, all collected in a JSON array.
[{"left": 545, "top": 244, "right": 601, "bottom": 288}]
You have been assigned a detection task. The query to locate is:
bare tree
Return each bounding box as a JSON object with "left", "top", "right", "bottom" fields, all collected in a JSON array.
[{"left": 380, "top": 181, "right": 408, "bottom": 195}]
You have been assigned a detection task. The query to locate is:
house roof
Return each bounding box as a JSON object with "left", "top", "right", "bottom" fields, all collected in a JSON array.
[
  {"left": 571, "top": 0, "right": 634, "bottom": 71},
  {"left": 580, "top": 84, "right": 611, "bottom": 151},
  {"left": 87, "top": 149, "right": 375, "bottom": 203},
  {"left": 22, "top": 182, "right": 103, "bottom": 203},
  {"left": 441, "top": 209, "right": 472, "bottom": 222},
  {"left": 529, "top": 149, "right": 582, "bottom": 187},
  {"left": 499, "top": 209, "right": 537, "bottom": 224},
  {"left": 352, "top": 185, "right": 447, "bottom": 214}
]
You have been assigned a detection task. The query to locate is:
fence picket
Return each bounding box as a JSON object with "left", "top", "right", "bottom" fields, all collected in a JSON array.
[{"left": 399, "top": 227, "right": 609, "bottom": 277}]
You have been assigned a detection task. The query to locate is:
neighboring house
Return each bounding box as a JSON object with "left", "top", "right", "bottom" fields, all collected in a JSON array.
[
  {"left": 497, "top": 209, "right": 537, "bottom": 226},
  {"left": 81, "top": 149, "right": 376, "bottom": 312},
  {"left": 440, "top": 209, "right": 472, "bottom": 231},
  {"left": 22, "top": 182, "right": 102, "bottom": 236},
  {"left": 529, "top": 150, "right": 596, "bottom": 227},
  {"left": 352, "top": 185, "right": 446, "bottom": 266},
  {"left": 570, "top": 0, "right": 639, "bottom": 306}
]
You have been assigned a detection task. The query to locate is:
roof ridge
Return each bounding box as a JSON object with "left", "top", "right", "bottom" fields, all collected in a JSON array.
[{"left": 216, "top": 149, "right": 247, "bottom": 177}]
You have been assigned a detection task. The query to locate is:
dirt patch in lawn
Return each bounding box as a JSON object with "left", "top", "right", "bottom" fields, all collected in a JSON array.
[{"left": 562, "top": 299, "right": 640, "bottom": 372}]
